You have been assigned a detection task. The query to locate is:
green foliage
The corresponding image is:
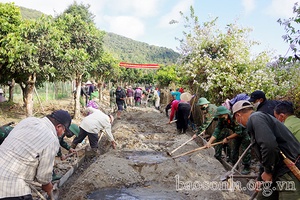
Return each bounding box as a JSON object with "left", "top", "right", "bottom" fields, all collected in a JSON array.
[
  {"left": 19, "top": 6, "right": 45, "bottom": 20},
  {"left": 155, "top": 65, "right": 180, "bottom": 87},
  {"left": 63, "top": 1, "right": 95, "bottom": 24},
  {"left": 103, "top": 32, "right": 179, "bottom": 65},
  {"left": 176, "top": 6, "right": 275, "bottom": 104}
]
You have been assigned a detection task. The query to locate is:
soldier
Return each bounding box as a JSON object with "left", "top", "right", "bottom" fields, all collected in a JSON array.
[
  {"left": 192, "top": 97, "right": 217, "bottom": 139},
  {"left": 205, "top": 106, "right": 240, "bottom": 163}
]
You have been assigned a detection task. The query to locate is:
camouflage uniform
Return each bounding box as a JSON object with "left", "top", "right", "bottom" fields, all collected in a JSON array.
[
  {"left": 212, "top": 115, "right": 242, "bottom": 162},
  {"left": 231, "top": 127, "right": 251, "bottom": 172},
  {"left": 109, "top": 87, "right": 116, "bottom": 112},
  {"left": 196, "top": 103, "right": 217, "bottom": 135}
]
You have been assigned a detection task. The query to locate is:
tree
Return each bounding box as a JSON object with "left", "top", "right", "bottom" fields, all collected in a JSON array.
[
  {"left": 176, "top": 6, "right": 275, "bottom": 104},
  {"left": 56, "top": 2, "right": 104, "bottom": 119},
  {"left": 0, "top": 3, "right": 23, "bottom": 101},
  {"left": 1, "top": 13, "right": 65, "bottom": 116}
]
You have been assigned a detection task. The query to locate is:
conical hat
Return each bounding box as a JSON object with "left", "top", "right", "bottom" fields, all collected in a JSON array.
[{"left": 180, "top": 92, "right": 192, "bottom": 102}]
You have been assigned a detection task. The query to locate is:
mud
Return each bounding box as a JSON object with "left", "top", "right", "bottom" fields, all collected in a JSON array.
[{"left": 59, "top": 106, "right": 251, "bottom": 200}]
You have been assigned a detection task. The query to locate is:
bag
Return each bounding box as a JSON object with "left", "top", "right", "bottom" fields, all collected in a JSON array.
[
  {"left": 135, "top": 89, "right": 142, "bottom": 98},
  {"left": 116, "top": 90, "right": 124, "bottom": 100}
]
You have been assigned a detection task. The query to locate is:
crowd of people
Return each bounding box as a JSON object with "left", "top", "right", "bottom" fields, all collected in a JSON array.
[
  {"left": 109, "top": 84, "right": 161, "bottom": 119},
  {"left": 0, "top": 82, "right": 299, "bottom": 199},
  {"left": 167, "top": 88, "right": 300, "bottom": 199}
]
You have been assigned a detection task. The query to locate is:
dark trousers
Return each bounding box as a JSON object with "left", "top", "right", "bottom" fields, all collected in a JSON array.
[
  {"left": 0, "top": 195, "right": 33, "bottom": 200},
  {"left": 176, "top": 103, "right": 191, "bottom": 133},
  {"left": 72, "top": 127, "right": 99, "bottom": 148}
]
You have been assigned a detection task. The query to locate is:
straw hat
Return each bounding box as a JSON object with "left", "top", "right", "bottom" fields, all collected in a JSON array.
[{"left": 180, "top": 92, "right": 192, "bottom": 102}]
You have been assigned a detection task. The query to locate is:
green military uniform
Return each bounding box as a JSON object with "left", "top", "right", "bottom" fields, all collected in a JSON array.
[
  {"left": 196, "top": 97, "right": 217, "bottom": 135},
  {"left": 0, "top": 124, "right": 14, "bottom": 145},
  {"left": 212, "top": 109, "right": 242, "bottom": 163},
  {"left": 231, "top": 127, "right": 251, "bottom": 174},
  {"left": 109, "top": 87, "right": 116, "bottom": 112}
]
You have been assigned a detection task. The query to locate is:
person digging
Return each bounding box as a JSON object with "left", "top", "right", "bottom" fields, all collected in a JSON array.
[
  {"left": 53, "top": 123, "right": 80, "bottom": 181},
  {"left": 232, "top": 100, "right": 300, "bottom": 199},
  {"left": 205, "top": 106, "right": 241, "bottom": 164}
]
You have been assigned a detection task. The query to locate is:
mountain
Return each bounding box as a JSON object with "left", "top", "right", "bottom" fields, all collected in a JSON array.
[
  {"left": 103, "top": 32, "right": 179, "bottom": 65},
  {"left": 18, "top": 6, "right": 179, "bottom": 65}
]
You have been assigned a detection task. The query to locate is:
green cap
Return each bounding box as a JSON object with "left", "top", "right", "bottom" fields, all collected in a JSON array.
[
  {"left": 69, "top": 124, "right": 80, "bottom": 137},
  {"left": 197, "top": 97, "right": 210, "bottom": 105},
  {"left": 215, "top": 106, "right": 231, "bottom": 117}
]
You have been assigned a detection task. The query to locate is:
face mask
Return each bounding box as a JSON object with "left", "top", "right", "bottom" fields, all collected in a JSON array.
[
  {"left": 236, "top": 115, "right": 246, "bottom": 128},
  {"left": 253, "top": 102, "right": 260, "bottom": 109},
  {"left": 219, "top": 117, "right": 226, "bottom": 122}
]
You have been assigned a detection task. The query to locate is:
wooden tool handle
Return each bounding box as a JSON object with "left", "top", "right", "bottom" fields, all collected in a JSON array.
[
  {"left": 170, "top": 137, "right": 194, "bottom": 154},
  {"left": 172, "top": 141, "right": 223, "bottom": 159}
]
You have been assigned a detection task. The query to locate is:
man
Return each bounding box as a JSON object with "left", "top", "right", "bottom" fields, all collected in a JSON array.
[
  {"left": 171, "top": 88, "right": 181, "bottom": 100},
  {"left": 109, "top": 86, "right": 116, "bottom": 113},
  {"left": 274, "top": 101, "right": 300, "bottom": 142},
  {"left": 248, "top": 90, "right": 280, "bottom": 117},
  {"left": 115, "top": 86, "right": 126, "bottom": 119},
  {"left": 192, "top": 97, "right": 217, "bottom": 139},
  {"left": 232, "top": 100, "right": 300, "bottom": 199},
  {"left": 0, "top": 110, "right": 73, "bottom": 199},
  {"left": 126, "top": 86, "right": 134, "bottom": 107},
  {"left": 205, "top": 106, "right": 242, "bottom": 164},
  {"left": 71, "top": 107, "right": 116, "bottom": 154}
]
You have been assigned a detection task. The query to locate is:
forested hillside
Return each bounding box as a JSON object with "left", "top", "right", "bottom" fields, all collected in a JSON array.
[
  {"left": 103, "top": 32, "right": 179, "bottom": 65},
  {"left": 19, "top": 6, "right": 45, "bottom": 20},
  {"left": 19, "top": 7, "right": 179, "bottom": 65}
]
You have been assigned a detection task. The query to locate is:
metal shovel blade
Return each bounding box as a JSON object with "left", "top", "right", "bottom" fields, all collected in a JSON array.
[{"left": 220, "top": 171, "right": 234, "bottom": 181}]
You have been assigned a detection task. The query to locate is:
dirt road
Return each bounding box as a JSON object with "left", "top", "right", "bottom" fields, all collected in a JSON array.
[{"left": 59, "top": 106, "right": 250, "bottom": 200}]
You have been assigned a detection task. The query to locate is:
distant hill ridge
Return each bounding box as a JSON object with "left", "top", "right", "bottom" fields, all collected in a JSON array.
[{"left": 19, "top": 6, "right": 179, "bottom": 65}]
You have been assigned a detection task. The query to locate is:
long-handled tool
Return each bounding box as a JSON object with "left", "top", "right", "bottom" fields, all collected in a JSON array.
[
  {"left": 167, "top": 137, "right": 194, "bottom": 156},
  {"left": 172, "top": 141, "right": 223, "bottom": 159},
  {"left": 220, "top": 143, "right": 253, "bottom": 181}
]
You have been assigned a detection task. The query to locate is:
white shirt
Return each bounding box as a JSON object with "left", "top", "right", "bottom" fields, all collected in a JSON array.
[
  {"left": 81, "top": 107, "right": 115, "bottom": 141},
  {"left": 0, "top": 117, "right": 59, "bottom": 198}
]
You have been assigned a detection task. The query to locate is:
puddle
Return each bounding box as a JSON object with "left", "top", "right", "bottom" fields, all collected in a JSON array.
[
  {"left": 87, "top": 186, "right": 183, "bottom": 200},
  {"left": 123, "top": 151, "right": 169, "bottom": 165}
]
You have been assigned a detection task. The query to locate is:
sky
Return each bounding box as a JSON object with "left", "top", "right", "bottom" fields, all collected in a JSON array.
[{"left": 0, "top": 0, "right": 297, "bottom": 57}]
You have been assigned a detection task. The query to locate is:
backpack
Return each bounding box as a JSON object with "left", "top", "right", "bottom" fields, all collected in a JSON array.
[
  {"left": 135, "top": 89, "right": 142, "bottom": 98},
  {"left": 116, "top": 89, "right": 124, "bottom": 100}
]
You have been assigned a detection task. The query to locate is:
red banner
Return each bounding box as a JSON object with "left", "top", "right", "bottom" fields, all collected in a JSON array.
[{"left": 119, "top": 62, "right": 159, "bottom": 69}]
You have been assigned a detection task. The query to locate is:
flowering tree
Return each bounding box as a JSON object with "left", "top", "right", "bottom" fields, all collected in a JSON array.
[{"left": 176, "top": 6, "right": 277, "bottom": 103}]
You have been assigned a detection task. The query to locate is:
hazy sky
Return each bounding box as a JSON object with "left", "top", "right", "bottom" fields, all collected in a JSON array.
[{"left": 0, "top": 0, "right": 297, "bottom": 57}]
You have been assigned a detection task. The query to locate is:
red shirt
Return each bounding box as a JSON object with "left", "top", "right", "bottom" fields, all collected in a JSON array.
[{"left": 169, "top": 100, "right": 180, "bottom": 121}]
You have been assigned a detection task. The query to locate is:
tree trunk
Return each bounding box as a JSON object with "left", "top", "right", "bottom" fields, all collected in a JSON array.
[
  {"left": 98, "top": 75, "right": 103, "bottom": 101},
  {"left": 8, "top": 79, "right": 15, "bottom": 102},
  {"left": 73, "top": 75, "right": 82, "bottom": 119},
  {"left": 20, "top": 74, "right": 36, "bottom": 117}
]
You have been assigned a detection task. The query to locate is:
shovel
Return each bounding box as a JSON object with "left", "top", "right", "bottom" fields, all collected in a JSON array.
[
  {"left": 172, "top": 141, "right": 223, "bottom": 159},
  {"left": 167, "top": 137, "right": 194, "bottom": 156},
  {"left": 220, "top": 142, "right": 253, "bottom": 181}
]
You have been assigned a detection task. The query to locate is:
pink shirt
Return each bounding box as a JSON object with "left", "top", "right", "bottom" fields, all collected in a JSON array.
[{"left": 169, "top": 100, "right": 180, "bottom": 121}]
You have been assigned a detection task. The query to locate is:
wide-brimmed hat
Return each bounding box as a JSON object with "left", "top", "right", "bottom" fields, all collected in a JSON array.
[
  {"left": 69, "top": 124, "right": 80, "bottom": 137},
  {"left": 50, "top": 110, "right": 72, "bottom": 136},
  {"left": 215, "top": 106, "right": 231, "bottom": 117},
  {"left": 197, "top": 97, "right": 210, "bottom": 105},
  {"left": 85, "top": 81, "right": 92, "bottom": 85},
  {"left": 232, "top": 100, "right": 254, "bottom": 115},
  {"left": 180, "top": 92, "right": 192, "bottom": 102}
]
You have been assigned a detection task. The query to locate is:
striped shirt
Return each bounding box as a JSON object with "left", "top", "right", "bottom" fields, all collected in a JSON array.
[
  {"left": 81, "top": 107, "right": 115, "bottom": 141},
  {"left": 0, "top": 117, "right": 59, "bottom": 198}
]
